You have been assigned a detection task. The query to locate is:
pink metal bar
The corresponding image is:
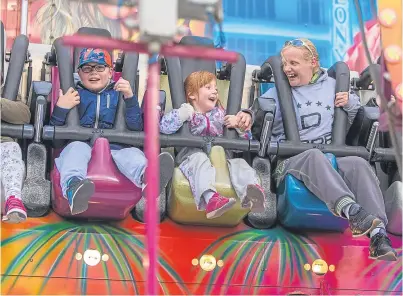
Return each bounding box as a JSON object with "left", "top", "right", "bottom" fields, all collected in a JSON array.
[
  {"left": 144, "top": 58, "right": 161, "bottom": 295},
  {"left": 63, "top": 35, "right": 149, "bottom": 54},
  {"left": 162, "top": 44, "right": 238, "bottom": 62},
  {"left": 63, "top": 35, "right": 239, "bottom": 63}
]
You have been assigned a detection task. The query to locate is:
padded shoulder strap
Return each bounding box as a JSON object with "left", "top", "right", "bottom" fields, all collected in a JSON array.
[
  {"left": 179, "top": 36, "right": 216, "bottom": 79},
  {"left": 1, "top": 21, "right": 5, "bottom": 84},
  {"left": 267, "top": 55, "right": 300, "bottom": 142},
  {"left": 2, "top": 35, "right": 29, "bottom": 100},
  {"left": 327, "top": 61, "right": 350, "bottom": 145}
]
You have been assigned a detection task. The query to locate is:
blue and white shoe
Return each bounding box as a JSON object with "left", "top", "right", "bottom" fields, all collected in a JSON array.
[{"left": 66, "top": 177, "right": 95, "bottom": 215}]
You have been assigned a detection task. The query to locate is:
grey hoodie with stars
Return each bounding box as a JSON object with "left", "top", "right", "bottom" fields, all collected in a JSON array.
[{"left": 261, "top": 69, "right": 361, "bottom": 144}]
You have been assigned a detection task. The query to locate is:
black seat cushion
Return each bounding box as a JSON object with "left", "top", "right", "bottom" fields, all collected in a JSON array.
[
  {"left": 251, "top": 96, "right": 276, "bottom": 141},
  {"left": 346, "top": 106, "right": 380, "bottom": 146}
]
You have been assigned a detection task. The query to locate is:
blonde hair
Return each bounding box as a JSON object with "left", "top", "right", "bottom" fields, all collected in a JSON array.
[
  {"left": 184, "top": 71, "right": 223, "bottom": 108},
  {"left": 281, "top": 38, "right": 321, "bottom": 71}
]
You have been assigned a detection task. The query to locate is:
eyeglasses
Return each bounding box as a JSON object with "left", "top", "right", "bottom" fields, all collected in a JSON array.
[
  {"left": 80, "top": 64, "right": 107, "bottom": 73},
  {"left": 284, "top": 39, "right": 315, "bottom": 58}
]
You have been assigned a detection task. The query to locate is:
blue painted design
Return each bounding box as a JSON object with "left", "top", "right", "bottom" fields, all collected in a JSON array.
[{"left": 219, "top": 0, "right": 376, "bottom": 66}]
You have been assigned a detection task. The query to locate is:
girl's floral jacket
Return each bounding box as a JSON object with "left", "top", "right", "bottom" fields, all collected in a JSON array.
[{"left": 159, "top": 106, "right": 252, "bottom": 139}]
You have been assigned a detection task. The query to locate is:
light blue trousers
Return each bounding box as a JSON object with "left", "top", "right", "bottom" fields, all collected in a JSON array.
[{"left": 55, "top": 141, "right": 146, "bottom": 196}]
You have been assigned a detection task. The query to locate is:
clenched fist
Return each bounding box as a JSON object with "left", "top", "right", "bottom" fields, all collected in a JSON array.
[
  {"left": 236, "top": 111, "right": 252, "bottom": 131},
  {"left": 114, "top": 77, "right": 134, "bottom": 99},
  {"left": 334, "top": 92, "right": 349, "bottom": 107},
  {"left": 56, "top": 87, "right": 80, "bottom": 109}
]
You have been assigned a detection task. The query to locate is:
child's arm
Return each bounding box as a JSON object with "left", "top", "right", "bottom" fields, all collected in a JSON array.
[
  {"left": 160, "top": 103, "right": 194, "bottom": 134},
  {"left": 224, "top": 114, "right": 252, "bottom": 139},
  {"left": 124, "top": 96, "right": 143, "bottom": 131},
  {"left": 1, "top": 96, "right": 31, "bottom": 124},
  {"left": 50, "top": 88, "right": 80, "bottom": 126},
  {"left": 114, "top": 78, "right": 144, "bottom": 131},
  {"left": 50, "top": 106, "right": 69, "bottom": 126}
]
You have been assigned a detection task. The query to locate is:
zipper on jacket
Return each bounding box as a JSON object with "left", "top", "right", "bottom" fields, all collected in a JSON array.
[
  {"left": 106, "top": 93, "right": 110, "bottom": 109},
  {"left": 94, "top": 93, "right": 101, "bottom": 128}
]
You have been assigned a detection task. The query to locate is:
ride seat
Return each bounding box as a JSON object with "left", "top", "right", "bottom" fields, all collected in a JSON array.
[
  {"left": 267, "top": 57, "right": 351, "bottom": 231},
  {"left": 277, "top": 153, "right": 348, "bottom": 231},
  {"left": 48, "top": 27, "right": 142, "bottom": 220},
  {"left": 170, "top": 146, "right": 250, "bottom": 226},
  {"left": 166, "top": 36, "right": 251, "bottom": 226},
  {"left": 51, "top": 138, "right": 141, "bottom": 220}
]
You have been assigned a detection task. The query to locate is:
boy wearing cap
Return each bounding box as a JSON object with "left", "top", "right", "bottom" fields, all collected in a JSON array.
[{"left": 50, "top": 48, "right": 174, "bottom": 215}]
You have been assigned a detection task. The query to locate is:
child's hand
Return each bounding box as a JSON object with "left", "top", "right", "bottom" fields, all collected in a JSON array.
[
  {"left": 114, "top": 78, "right": 134, "bottom": 98},
  {"left": 178, "top": 103, "right": 194, "bottom": 122},
  {"left": 56, "top": 87, "right": 80, "bottom": 109},
  {"left": 224, "top": 115, "right": 239, "bottom": 129}
]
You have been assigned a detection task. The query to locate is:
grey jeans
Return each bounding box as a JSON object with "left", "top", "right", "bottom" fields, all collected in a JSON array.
[
  {"left": 274, "top": 149, "right": 388, "bottom": 224},
  {"left": 177, "top": 147, "right": 260, "bottom": 210}
]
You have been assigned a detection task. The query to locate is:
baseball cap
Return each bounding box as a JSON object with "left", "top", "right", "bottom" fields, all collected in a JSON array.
[{"left": 78, "top": 48, "right": 112, "bottom": 68}]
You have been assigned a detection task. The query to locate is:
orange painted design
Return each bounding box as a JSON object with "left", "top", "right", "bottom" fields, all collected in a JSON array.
[{"left": 378, "top": 0, "right": 402, "bottom": 107}]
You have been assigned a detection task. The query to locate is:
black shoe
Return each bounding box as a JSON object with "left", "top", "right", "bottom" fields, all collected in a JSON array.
[
  {"left": 347, "top": 204, "right": 382, "bottom": 237},
  {"left": 158, "top": 152, "right": 175, "bottom": 194},
  {"left": 142, "top": 152, "right": 175, "bottom": 197},
  {"left": 369, "top": 232, "right": 398, "bottom": 261},
  {"left": 66, "top": 177, "right": 95, "bottom": 215}
]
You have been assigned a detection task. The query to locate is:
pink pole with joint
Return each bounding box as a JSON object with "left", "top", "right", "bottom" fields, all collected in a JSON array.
[
  {"left": 144, "top": 56, "right": 160, "bottom": 295},
  {"left": 62, "top": 34, "right": 238, "bottom": 296}
]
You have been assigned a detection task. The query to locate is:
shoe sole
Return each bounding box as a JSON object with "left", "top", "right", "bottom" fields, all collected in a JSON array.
[
  {"left": 369, "top": 251, "right": 398, "bottom": 261},
  {"left": 2, "top": 210, "right": 27, "bottom": 224},
  {"left": 206, "top": 198, "right": 236, "bottom": 219},
  {"left": 352, "top": 218, "right": 382, "bottom": 238},
  {"left": 158, "top": 152, "right": 175, "bottom": 195},
  {"left": 70, "top": 180, "right": 95, "bottom": 215},
  {"left": 245, "top": 185, "right": 265, "bottom": 213}
]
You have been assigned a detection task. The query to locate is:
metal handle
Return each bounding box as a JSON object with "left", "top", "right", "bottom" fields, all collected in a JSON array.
[
  {"left": 34, "top": 95, "right": 46, "bottom": 143},
  {"left": 258, "top": 112, "right": 274, "bottom": 157},
  {"left": 366, "top": 121, "right": 379, "bottom": 161}
]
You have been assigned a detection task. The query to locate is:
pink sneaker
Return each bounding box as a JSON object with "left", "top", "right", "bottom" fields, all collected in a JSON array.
[
  {"left": 242, "top": 184, "right": 265, "bottom": 213},
  {"left": 206, "top": 193, "right": 236, "bottom": 219},
  {"left": 2, "top": 196, "right": 27, "bottom": 223}
]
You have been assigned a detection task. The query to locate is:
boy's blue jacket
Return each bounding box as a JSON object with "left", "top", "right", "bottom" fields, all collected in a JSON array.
[{"left": 50, "top": 81, "right": 143, "bottom": 149}]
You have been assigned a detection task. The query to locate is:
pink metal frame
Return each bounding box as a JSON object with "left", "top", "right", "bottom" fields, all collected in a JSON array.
[{"left": 62, "top": 34, "right": 238, "bottom": 294}]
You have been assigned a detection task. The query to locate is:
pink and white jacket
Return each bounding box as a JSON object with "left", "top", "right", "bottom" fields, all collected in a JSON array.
[{"left": 159, "top": 106, "right": 252, "bottom": 139}]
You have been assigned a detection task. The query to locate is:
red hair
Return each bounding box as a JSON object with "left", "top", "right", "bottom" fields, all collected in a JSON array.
[{"left": 184, "top": 71, "right": 223, "bottom": 108}]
